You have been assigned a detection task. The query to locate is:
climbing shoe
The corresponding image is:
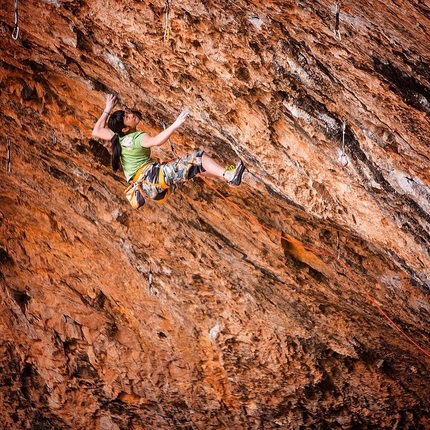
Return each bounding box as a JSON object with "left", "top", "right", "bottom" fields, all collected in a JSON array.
[{"left": 228, "top": 160, "right": 246, "bottom": 186}]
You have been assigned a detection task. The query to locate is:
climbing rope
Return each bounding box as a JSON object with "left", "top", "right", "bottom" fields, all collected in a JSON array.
[
  {"left": 333, "top": 3, "right": 341, "bottom": 41},
  {"left": 11, "top": 0, "right": 19, "bottom": 40},
  {"left": 163, "top": 0, "right": 171, "bottom": 42},
  {"left": 200, "top": 175, "right": 430, "bottom": 360},
  {"left": 6, "top": 137, "right": 11, "bottom": 172},
  {"left": 161, "top": 121, "right": 178, "bottom": 157}
]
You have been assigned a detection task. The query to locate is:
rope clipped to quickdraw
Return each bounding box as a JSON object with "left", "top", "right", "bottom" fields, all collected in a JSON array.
[
  {"left": 163, "top": 0, "right": 171, "bottom": 42},
  {"left": 6, "top": 137, "right": 11, "bottom": 172},
  {"left": 161, "top": 121, "right": 178, "bottom": 157},
  {"left": 11, "top": 0, "right": 19, "bottom": 40},
  {"left": 333, "top": 3, "right": 341, "bottom": 41},
  {"left": 337, "top": 120, "right": 348, "bottom": 167},
  {"left": 148, "top": 264, "right": 154, "bottom": 296},
  {"left": 199, "top": 175, "right": 430, "bottom": 360}
]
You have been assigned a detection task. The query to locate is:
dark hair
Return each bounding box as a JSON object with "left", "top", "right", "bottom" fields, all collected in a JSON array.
[{"left": 108, "top": 110, "right": 125, "bottom": 171}]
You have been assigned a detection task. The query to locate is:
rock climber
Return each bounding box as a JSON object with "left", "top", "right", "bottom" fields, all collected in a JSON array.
[{"left": 92, "top": 94, "right": 245, "bottom": 206}]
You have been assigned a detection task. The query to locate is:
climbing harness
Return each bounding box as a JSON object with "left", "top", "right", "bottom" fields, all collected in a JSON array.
[
  {"left": 200, "top": 175, "right": 430, "bottom": 360},
  {"left": 6, "top": 137, "right": 11, "bottom": 172},
  {"left": 163, "top": 0, "right": 171, "bottom": 42},
  {"left": 124, "top": 180, "right": 146, "bottom": 209},
  {"left": 11, "top": 0, "right": 19, "bottom": 40},
  {"left": 124, "top": 162, "right": 171, "bottom": 209},
  {"left": 337, "top": 120, "right": 348, "bottom": 167},
  {"left": 333, "top": 3, "right": 341, "bottom": 41}
]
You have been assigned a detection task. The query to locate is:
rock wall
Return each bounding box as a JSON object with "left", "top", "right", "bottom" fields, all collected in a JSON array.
[{"left": 0, "top": 0, "right": 429, "bottom": 428}]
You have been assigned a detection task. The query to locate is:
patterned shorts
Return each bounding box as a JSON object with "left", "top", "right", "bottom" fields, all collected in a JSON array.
[
  {"left": 140, "top": 149, "right": 204, "bottom": 199},
  {"left": 162, "top": 149, "right": 204, "bottom": 186}
]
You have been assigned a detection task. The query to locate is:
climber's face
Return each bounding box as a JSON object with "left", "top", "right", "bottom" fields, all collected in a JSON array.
[{"left": 123, "top": 110, "right": 140, "bottom": 128}]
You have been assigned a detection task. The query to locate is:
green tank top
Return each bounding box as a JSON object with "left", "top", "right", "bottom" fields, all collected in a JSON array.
[{"left": 119, "top": 131, "right": 152, "bottom": 181}]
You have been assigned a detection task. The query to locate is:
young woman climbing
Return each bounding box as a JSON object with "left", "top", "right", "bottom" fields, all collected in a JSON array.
[{"left": 92, "top": 94, "right": 245, "bottom": 206}]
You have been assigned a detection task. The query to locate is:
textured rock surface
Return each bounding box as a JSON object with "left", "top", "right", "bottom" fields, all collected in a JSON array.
[{"left": 0, "top": 0, "right": 429, "bottom": 428}]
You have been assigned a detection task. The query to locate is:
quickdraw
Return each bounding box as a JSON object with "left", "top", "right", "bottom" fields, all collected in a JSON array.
[
  {"left": 12, "top": 0, "right": 19, "bottom": 40},
  {"left": 333, "top": 3, "right": 341, "bottom": 41},
  {"left": 161, "top": 121, "right": 178, "bottom": 157},
  {"left": 164, "top": 0, "right": 171, "bottom": 42},
  {"left": 6, "top": 137, "right": 11, "bottom": 172}
]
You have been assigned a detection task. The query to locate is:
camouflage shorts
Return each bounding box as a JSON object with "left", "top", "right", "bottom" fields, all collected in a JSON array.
[
  {"left": 162, "top": 149, "right": 204, "bottom": 186},
  {"left": 140, "top": 149, "right": 204, "bottom": 199}
]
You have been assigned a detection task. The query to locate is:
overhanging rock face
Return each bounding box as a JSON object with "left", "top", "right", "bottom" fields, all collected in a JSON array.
[{"left": 0, "top": 0, "right": 429, "bottom": 428}]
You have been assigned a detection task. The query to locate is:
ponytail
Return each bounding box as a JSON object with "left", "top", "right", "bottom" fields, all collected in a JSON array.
[
  {"left": 107, "top": 110, "right": 126, "bottom": 172},
  {"left": 111, "top": 133, "right": 121, "bottom": 171}
]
